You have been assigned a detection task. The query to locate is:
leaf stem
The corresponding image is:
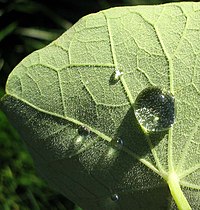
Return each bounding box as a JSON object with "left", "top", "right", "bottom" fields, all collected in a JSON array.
[{"left": 167, "top": 172, "right": 191, "bottom": 210}]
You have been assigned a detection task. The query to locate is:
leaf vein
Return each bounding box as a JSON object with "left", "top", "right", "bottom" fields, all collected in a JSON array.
[
  {"left": 57, "top": 71, "right": 66, "bottom": 116},
  {"left": 103, "top": 11, "right": 166, "bottom": 177},
  {"left": 179, "top": 164, "right": 200, "bottom": 179},
  {"left": 154, "top": 23, "right": 175, "bottom": 173},
  {"left": 180, "top": 181, "right": 200, "bottom": 190},
  {"left": 177, "top": 118, "right": 200, "bottom": 172}
]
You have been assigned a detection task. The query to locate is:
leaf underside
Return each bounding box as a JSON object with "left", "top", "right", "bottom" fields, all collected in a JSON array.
[{"left": 1, "top": 2, "right": 200, "bottom": 210}]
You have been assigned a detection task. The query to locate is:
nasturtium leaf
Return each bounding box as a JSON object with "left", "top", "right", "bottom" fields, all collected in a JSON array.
[{"left": 1, "top": 2, "right": 200, "bottom": 210}]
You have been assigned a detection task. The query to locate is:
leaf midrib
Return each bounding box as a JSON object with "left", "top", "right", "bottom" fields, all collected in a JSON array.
[
  {"left": 6, "top": 92, "right": 161, "bottom": 177},
  {"left": 103, "top": 11, "right": 167, "bottom": 178}
]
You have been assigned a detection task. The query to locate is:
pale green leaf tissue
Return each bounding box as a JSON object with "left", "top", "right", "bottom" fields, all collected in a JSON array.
[{"left": 1, "top": 2, "right": 200, "bottom": 210}]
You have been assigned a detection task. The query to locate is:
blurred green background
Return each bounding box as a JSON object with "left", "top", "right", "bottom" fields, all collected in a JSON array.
[{"left": 0, "top": 0, "right": 184, "bottom": 209}]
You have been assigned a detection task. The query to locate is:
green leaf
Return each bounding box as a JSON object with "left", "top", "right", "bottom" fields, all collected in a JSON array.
[{"left": 1, "top": 2, "right": 200, "bottom": 210}]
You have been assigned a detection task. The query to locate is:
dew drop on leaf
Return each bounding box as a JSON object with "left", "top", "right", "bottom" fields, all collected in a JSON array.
[
  {"left": 77, "top": 126, "right": 90, "bottom": 138},
  {"left": 116, "top": 137, "right": 124, "bottom": 147},
  {"left": 134, "top": 87, "right": 175, "bottom": 132},
  {"left": 110, "top": 69, "right": 123, "bottom": 83},
  {"left": 110, "top": 193, "right": 119, "bottom": 202},
  {"left": 114, "top": 69, "right": 123, "bottom": 80},
  {"left": 112, "top": 137, "right": 124, "bottom": 150}
]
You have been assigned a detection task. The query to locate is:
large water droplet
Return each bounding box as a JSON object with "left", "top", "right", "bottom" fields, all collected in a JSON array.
[
  {"left": 111, "top": 194, "right": 119, "bottom": 202},
  {"left": 134, "top": 87, "right": 175, "bottom": 132}
]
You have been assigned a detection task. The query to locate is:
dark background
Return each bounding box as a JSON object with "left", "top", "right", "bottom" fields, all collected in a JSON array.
[{"left": 0, "top": 0, "right": 185, "bottom": 209}]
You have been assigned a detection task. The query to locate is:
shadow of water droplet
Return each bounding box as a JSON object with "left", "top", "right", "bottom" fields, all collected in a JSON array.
[{"left": 114, "top": 107, "right": 167, "bottom": 157}]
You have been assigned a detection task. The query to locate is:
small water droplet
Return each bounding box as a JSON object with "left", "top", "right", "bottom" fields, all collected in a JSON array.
[
  {"left": 116, "top": 138, "right": 124, "bottom": 146},
  {"left": 110, "top": 69, "right": 123, "bottom": 85},
  {"left": 77, "top": 126, "right": 90, "bottom": 137},
  {"left": 111, "top": 194, "right": 119, "bottom": 202},
  {"left": 134, "top": 87, "right": 175, "bottom": 132},
  {"left": 112, "top": 137, "right": 124, "bottom": 150},
  {"left": 114, "top": 69, "right": 123, "bottom": 80}
]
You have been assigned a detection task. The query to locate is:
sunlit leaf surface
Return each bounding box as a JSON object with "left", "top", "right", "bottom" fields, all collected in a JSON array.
[{"left": 1, "top": 2, "right": 200, "bottom": 209}]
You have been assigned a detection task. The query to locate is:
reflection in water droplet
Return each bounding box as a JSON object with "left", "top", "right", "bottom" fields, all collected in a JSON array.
[
  {"left": 111, "top": 194, "right": 119, "bottom": 202},
  {"left": 78, "top": 126, "right": 90, "bottom": 138},
  {"left": 134, "top": 87, "right": 175, "bottom": 132}
]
